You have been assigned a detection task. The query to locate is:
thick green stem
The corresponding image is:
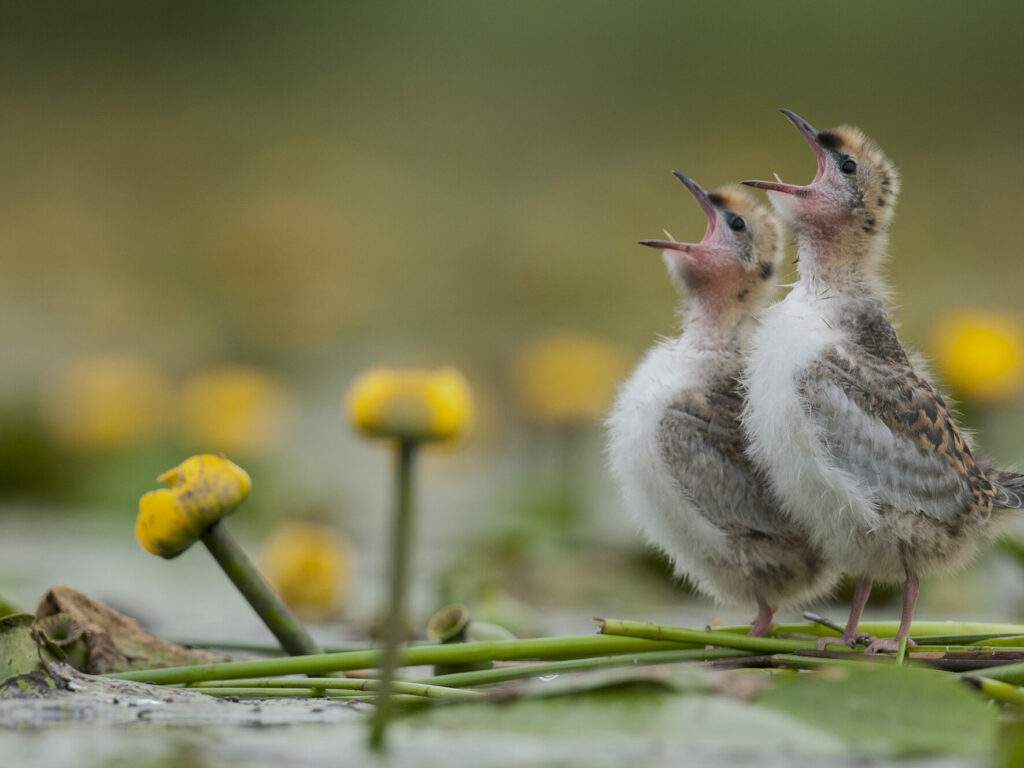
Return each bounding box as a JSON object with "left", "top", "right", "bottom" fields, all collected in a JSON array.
[
  {"left": 370, "top": 439, "right": 418, "bottom": 751},
  {"left": 200, "top": 522, "right": 322, "bottom": 658},
  {"left": 192, "top": 687, "right": 322, "bottom": 698},
  {"left": 962, "top": 676, "right": 1024, "bottom": 706},
  {"left": 106, "top": 635, "right": 698, "bottom": 685},
  {"left": 962, "top": 661, "right": 1024, "bottom": 685},
  {"left": 191, "top": 677, "right": 481, "bottom": 700},
  {"left": 416, "top": 648, "right": 754, "bottom": 688},
  {"left": 596, "top": 618, "right": 859, "bottom": 654}
]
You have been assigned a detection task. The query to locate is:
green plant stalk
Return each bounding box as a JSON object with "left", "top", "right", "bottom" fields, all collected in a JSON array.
[
  {"left": 106, "top": 635, "right": 698, "bottom": 685},
  {"left": 165, "top": 638, "right": 379, "bottom": 655},
  {"left": 370, "top": 439, "right": 418, "bottom": 751},
  {"left": 200, "top": 522, "right": 322, "bottom": 657},
  {"left": 896, "top": 635, "right": 910, "bottom": 665},
  {"left": 962, "top": 661, "right": 1024, "bottom": 685},
  {"left": 596, "top": 618, "right": 859, "bottom": 654},
  {"left": 791, "top": 619, "right": 1024, "bottom": 639},
  {"left": 191, "top": 677, "right": 481, "bottom": 700},
  {"left": 963, "top": 676, "right": 1024, "bottom": 706},
  {"left": 913, "top": 634, "right": 1024, "bottom": 646},
  {"left": 192, "top": 687, "right": 322, "bottom": 698},
  {"left": 416, "top": 648, "right": 755, "bottom": 688},
  {"left": 332, "top": 694, "right": 429, "bottom": 707},
  {"left": 967, "top": 635, "right": 1024, "bottom": 647}
]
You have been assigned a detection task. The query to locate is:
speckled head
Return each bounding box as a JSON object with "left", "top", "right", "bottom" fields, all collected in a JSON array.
[
  {"left": 743, "top": 109, "right": 900, "bottom": 239},
  {"left": 639, "top": 172, "right": 783, "bottom": 310}
]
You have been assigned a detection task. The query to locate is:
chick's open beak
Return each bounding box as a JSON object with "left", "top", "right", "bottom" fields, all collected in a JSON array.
[
  {"left": 638, "top": 171, "right": 718, "bottom": 253},
  {"left": 742, "top": 108, "right": 829, "bottom": 196}
]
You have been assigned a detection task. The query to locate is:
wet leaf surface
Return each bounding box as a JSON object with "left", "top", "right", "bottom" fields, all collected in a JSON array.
[{"left": 756, "top": 663, "right": 998, "bottom": 756}]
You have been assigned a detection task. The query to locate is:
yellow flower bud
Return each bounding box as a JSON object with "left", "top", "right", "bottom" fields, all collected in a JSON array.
[
  {"left": 931, "top": 312, "right": 1024, "bottom": 403},
  {"left": 136, "top": 454, "right": 252, "bottom": 559},
  {"left": 345, "top": 367, "right": 474, "bottom": 442},
  {"left": 513, "top": 333, "right": 630, "bottom": 426},
  {"left": 263, "top": 522, "right": 356, "bottom": 620}
]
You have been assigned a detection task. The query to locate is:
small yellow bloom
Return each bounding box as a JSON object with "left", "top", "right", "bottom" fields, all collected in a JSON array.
[
  {"left": 932, "top": 312, "right": 1024, "bottom": 403},
  {"left": 181, "top": 367, "right": 294, "bottom": 456},
  {"left": 41, "top": 356, "right": 171, "bottom": 451},
  {"left": 346, "top": 367, "right": 474, "bottom": 442},
  {"left": 513, "top": 333, "right": 630, "bottom": 426},
  {"left": 263, "top": 522, "right": 355, "bottom": 620},
  {"left": 136, "top": 454, "right": 252, "bottom": 559}
]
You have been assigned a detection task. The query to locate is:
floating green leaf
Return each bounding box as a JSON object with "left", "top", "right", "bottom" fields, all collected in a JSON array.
[
  {"left": 756, "top": 663, "right": 998, "bottom": 756},
  {"left": 0, "top": 613, "right": 57, "bottom": 695}
]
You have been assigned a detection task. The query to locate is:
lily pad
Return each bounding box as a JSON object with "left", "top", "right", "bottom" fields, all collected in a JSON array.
[
  {"left": 407, "top": 667, "right": 845, "bottom": 755},
  {"left": 756, "top": 662, "right": 998, "bottom": 756},
  {"left": 0, "top": 613, "right": 57, "bottom": 696}
]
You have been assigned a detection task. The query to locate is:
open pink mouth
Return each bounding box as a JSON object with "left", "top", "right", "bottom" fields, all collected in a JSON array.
[
  {"left": 638, "top": 172, "right": 720, "bottom": 254},
  {"left": 742, "top": 109, "right": 827, "bottom": 196}
]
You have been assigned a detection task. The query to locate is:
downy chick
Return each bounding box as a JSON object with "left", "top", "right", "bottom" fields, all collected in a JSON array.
[
  {"left": 607, "top": 172, "right": 837, "bottom": 635},
  {"left": 742, "top": 110, "right": 1024, "bottom": 652}
]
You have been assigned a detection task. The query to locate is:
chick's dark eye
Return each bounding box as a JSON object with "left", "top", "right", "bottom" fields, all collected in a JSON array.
[
  {"left": 840, "top": 158, "right": 857, "bottom": 175},
  {"left": 728, "top": 216, "right": 746, "bottom": 232}
]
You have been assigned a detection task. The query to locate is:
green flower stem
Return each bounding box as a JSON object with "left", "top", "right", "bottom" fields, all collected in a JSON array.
[
  {"left": 191, "top": 677, "right": 481, "bottom": 700},
  {"left": 913, "top": 635, "right": 1024, "bottom": 646},
  {"left": 416, "top": 648, "right": 755, "bottom": 688},
  {"left": 370, "top": 439, "right": 418, "bottom": 751},
  {"left": 963, "top": 676, "right": 1024, "bottom": 706},
  {"left": 106, "top": 635, "right": 698, "bottom": 685},
  {"left": 896, "top": 635, "right": 910, "bottom": 665},
  {"left": 200, "top": 522, "right": 322, "bottom": 658},
  {"left": 192, "top": 687, "right": 323, "bottom": 698},
  {"left": 795, "top": 618, "right": 1024, "bottom": 639},
  {"left": 967, "top": 635, "right": 1024, "bottom": 647},
  {"left": 961, "top": 661, "right": 1024, "bottom": 685},
  {"left": 333, "top": 694, "right": 429, "bottom": 707},
  {"left": 596, "top": 618, "right": 859, "bottom": 654},
  {"left": 165, "top": 638, "right": 378, "bottom": 655}
]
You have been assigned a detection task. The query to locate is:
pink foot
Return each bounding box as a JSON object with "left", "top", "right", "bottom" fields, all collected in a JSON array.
[
  {"left": 865, "top": 636, "right": 917, "bottom": 654},
  {"left": 816, "top": 631, "right": 875, "bottom": 651},
  {"left": 749, "top": 599, "right": 778, "bottom": 637}
]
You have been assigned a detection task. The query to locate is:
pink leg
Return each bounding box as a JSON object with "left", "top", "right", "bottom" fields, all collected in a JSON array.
[
  {"left": 866, "top": 573, "right": 919, "bottom": 654},
  {"left": 749, "top": 596, "right": 777, "bottom": 637},
  {"left": 817, "top": 575, "right": 876, "bottom": 650}
]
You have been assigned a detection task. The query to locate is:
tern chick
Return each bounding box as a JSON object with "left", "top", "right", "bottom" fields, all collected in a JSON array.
[
  {"left": 742, "top": 110, "right": 1024, "bottom": 652},
  {"left": 607, "top": 172, "right": 837, "bottom": 635}
]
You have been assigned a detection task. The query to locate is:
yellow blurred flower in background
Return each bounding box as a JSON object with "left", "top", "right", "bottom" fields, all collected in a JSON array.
[
  {"left": 513, "top": 333, "right": 630, "bottom": 426},
  {"left": 346, "top": 367, "right": 474, "bottom": 443},
  {"left": 932, "top": 312, "right": 1024, "bottom": 403},
  {"left": 263, "top": 521, "right": 356, "bottom": 620},
  {"left": 181, "top": 366, "right": 294, "bottom": 456},
  {"left": 41, "top": 356, "right": 171, "bottom": 451}
]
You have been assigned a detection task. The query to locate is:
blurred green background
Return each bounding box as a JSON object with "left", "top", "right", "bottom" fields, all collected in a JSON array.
[{"left": 1, "top": 1, "right": 1022, "bottom": 635}]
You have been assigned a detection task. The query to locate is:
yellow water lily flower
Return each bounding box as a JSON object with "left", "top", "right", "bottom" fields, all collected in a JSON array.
[
  {"left": 513, "top": 333, "right": 630, "bottom": 426},
  {"left": 263, "top": 522, "right": 356, "bottom": 620},
  {"left": 932, "top": 311, "right": 1024, "bottom": 403},
  {"left": 181, "top": 367, "right": 294, "bottom": 456},
  {"left": 41, "top": 356, "right": 171, "bottom": 451},
  {"left": 346, "top": 367, "right": 474, "bottom": 442},
  {"left": 136, "top": 454, "right": 252, "bottom": 559}
]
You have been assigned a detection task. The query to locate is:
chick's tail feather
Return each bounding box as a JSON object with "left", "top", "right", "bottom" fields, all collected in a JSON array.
[{"left": 990, "top": 470, "right": 1024, "bottom": 510}]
